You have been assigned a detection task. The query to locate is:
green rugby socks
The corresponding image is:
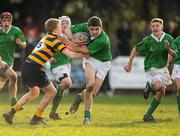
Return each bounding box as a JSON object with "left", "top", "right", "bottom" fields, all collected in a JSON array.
[
  {"left": 51, "top": 87, "right": 63, "bottom": 113},
  {"left": 10, "top": 97, "right": 17, "bottom": 106},
  {"left": 146, "top": 98, "right": 160, "bottom": 116}
]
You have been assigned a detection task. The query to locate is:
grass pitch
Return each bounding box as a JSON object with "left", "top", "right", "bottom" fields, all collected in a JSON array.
[{"left": 0, "top": 93, "right": 180, "bottom": 136}]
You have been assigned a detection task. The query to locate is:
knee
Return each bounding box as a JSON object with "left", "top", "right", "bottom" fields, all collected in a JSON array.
[
  {"left": 86, "top": 82, "right": 94, "bottom": 92},
  {"left": 154, "top": 84, "right": 163, "bottom": 92},
  {"left": 9, "top": 73, "right": 18, "bottom": 82},
  {"left": 60, "top": 80, "right": 71, "bottom": 90},
  {"left": 155, "top": 86, "right": 165, "bottom": 100},
  {"left": 30, "top": 87, "right": 40, "bottom": 98}
]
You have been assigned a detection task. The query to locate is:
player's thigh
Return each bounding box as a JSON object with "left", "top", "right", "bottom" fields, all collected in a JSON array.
[
  {"left": 5, "top": 67, "right": 17, "bottom": 79},
  {"left": 42, "top": 82, "right": 56, "bottom": 94},
  {"left": 29, "top": 86, "right": 40, "bottom": 97},
  {"left": 153, "top": 80, "right": 163, "bottom": 91},
  {"left": 175, "top": 78, "right": 180, "bottom": 90},
  {"left": 92, "top": 77, "right": 104, "bottom": 96},
  {"left": 0, "top": 76, "right": 8, "bottom": 90},
  {"left": 84, "top": 63, "right": 96, "bottom": 85}
]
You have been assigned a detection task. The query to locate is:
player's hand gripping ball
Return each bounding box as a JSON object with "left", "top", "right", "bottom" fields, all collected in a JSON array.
[{"left": 72, "top": 32, "right": 90, "bottom": 46}]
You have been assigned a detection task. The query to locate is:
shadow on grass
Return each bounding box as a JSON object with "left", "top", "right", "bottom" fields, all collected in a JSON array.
[
  {"left": 0, "top": 117, "right": 175, "bottom": 128},
  {"left": 93, "top": 118, "right": 175, "bottom": 128}
]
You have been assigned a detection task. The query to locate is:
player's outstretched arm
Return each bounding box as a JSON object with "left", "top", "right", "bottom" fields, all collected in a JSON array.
[
  {"left": 124, "top": 47, "right": 137, "bottom": 72},
  {"left": 59, "top": 34, "right": 89, "bottom": 53},
  {"left": 67, "top": 45, "right": 89, "bottom": 54},
  {"left": 62, "top": 48, "right": 89, "bottom": 59}
]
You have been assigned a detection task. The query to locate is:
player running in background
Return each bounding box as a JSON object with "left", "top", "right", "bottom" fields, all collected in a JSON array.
[
  {"left": 172, "top": 36, "right": 180, "bottom": 118},
  {"left": 62, "top": 16, "right": 112, "bottom": 125},
  {"left": 124, "top": 18, "right": 176, "bottom": 122},
  {"left": 0, "top": 12, "right": 26, "bottom": 106},
  {"left": 3, "top": 18, "right": 88, "bottom": 125}
]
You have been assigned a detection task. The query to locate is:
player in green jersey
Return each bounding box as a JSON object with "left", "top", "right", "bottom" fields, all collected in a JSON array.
[
  {"left": 62, "top": 16, "right": 112, "bottom": 125},
  {"left": 49, "top": 16, "right": 72, "bottom": 120},
  {"left": 172, "top": 36, "right": 180, "bottom": 117},
  {"left": 124, "top": 18, "right": 176, "bottom": 122},
  {"left": 0, "top": 12, "right": 26, "bottom": 106}
]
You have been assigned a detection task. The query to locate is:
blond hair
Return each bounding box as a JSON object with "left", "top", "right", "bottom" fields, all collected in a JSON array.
[
  {"left": 45, "top": 18, "right": 60, "bottom": 33},
  {"left": 151, "top": 18, "right": 163, "bottom": 25}
]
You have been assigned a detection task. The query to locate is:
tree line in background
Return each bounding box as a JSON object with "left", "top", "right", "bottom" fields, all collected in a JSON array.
[{"left": 1, "top": 0, "right": 180, "bottom": 56}]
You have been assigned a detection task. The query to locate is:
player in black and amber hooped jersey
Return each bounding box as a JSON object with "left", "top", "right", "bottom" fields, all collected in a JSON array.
[{"left": 3, "top": 18, "right": 88, "bottom": 125}]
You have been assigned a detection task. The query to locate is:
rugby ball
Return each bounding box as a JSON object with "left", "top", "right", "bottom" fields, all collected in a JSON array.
[{"left": 72, "top": 32, "right": 90, "bottom": 44}]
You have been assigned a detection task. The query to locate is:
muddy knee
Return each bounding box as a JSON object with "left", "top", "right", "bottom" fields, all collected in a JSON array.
[
  {"left": 9, "top": 73, "right": 18, "bottom": 83},
  {"left": 86, "top": 83, "right": 94, "bottom": 93},
  {"left": 60, "top": 81, "right": 71, "bottom": 90},
  {"left": 155, "top": 86, "right": 165, "bottom": 100}
]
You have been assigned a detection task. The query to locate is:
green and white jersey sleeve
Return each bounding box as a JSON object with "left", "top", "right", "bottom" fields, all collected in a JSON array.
[
  {"left": 71, "top": 23, "right": 89, "bottom": 33},
  {"left": 71, "top": 23, "right": 112, "bottom": 62},
  {"left": 135, "top": 33, "right": 174, "bottom": 71},
  {"left": 0, "top": 26, "right": 26, "bottom": 66},
  {"left": 173, "top": 36, "right": 180, "bottom": 65}
]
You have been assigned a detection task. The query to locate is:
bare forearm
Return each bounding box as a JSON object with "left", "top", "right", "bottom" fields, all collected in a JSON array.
[
  {"left": 67, "top": 45, "right": 89, "bottom": 54},
  {"left": 168, "top": 48, "right": 176, "bottom": 58},
  {"left": 128, "top": 47, "right": 137, "bottom": 65},
  {"left": 70, "top": 53, "right": 88, "bottom": 59},
  {"left": 18, "top": 42, "right": 26, "bottom": 49},
  {"left": 62, "top": 48, "right": 89, "bottom": 59}
]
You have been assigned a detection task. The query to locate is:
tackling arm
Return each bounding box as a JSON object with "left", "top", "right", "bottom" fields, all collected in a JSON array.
[
  {"left": 62, "top": 48, "right": 89, "bottom": 59},
  {"left": 67, "top": 45, "right": 89, "bottom": 54},
  {"left": 59, "top": 35, "right": 89, "bottom": 54}
]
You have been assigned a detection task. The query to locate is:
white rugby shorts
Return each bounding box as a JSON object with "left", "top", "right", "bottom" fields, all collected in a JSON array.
[
  {"left": 84, "top": 57, "right": 111, "bottom": 80},
  {"left": 146, "top": 67, "right": 172, "bottom": 87}
]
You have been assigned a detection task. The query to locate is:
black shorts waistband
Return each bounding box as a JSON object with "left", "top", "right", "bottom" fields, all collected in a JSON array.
[{"left": 25, "top": 60, "right": 43, "bottom": 69}]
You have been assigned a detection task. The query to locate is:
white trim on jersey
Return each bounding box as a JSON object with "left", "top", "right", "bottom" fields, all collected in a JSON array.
[{"left": 33, "top": 37, "right": 46, "bottom": 52}]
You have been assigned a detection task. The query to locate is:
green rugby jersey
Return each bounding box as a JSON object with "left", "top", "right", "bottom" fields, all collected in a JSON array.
[
  {"left": 0, "top": 26, "right": 26, "bottom": 66},
  {"left": 135, "top": 32, "right": 174, "bottom": 71},
  {"left": 50, "top": 51, "right": 72, "bottom": 69},
  {"left": 71, "top": 23, "right": 112, "bottom": 62},
  {"left": 173, "top": 36, "right": 180, "bottom": 65}
]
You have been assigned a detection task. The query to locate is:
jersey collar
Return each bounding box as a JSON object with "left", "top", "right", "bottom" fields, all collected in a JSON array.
[
  {"left": 2, "top": 25, "right": 12, "bottom": 33},
  {"left": 90, "top": 31, "right": 102, "bottom": 40},
  {"left": 151, "top": 32, "right": 165, "bottom": 42}
]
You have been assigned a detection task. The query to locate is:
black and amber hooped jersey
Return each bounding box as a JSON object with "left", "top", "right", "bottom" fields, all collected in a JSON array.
[{"left": 27, "top": 33, "right": 66, "bottom": 66}]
